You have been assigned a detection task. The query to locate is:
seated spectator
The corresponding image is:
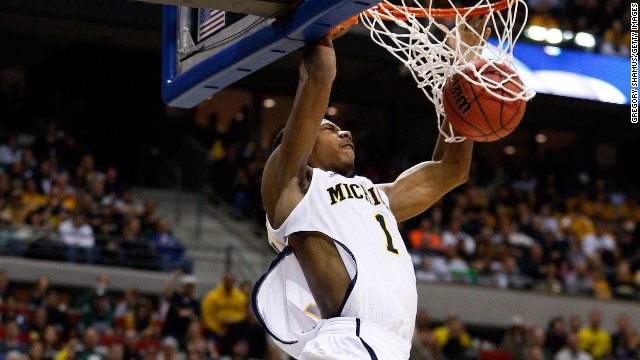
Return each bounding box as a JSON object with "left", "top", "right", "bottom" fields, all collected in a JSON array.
[
  {"left": 545, "top": 316, "right": 567, "bottom": 356},
  {"left": 441, "top": 219, "right": 475, "bottom": 257},
  {"left": 40, "top": 325, "right": 61, "bottom": 360},
  {"left": 581, "top": 222, "right": 615, "bottom": 258},
  {"left": 107, "top": 342, "right": 124, "bottom": 360},
  {"left": 161, "top": 271, "right": 200, "bottom": 346},
  {"left": 0, "top": 269, "right": 13, "bottom": 303},
  {"left": 577, "top": 310, "right": 611, "bottom": 359},
  {"left": 441, "top": 319, "right": 470, "bottom": 360},
  {"left": 35, "top": 159, "right": 56, "bottom": 195},
  {"left": 410, "top": 308, "right": 437, "bottom": 360},
  {"left": 158, "top": 337, "right": 181, "bottom": 360},
  {"left": 218, "top": 338, "right": 257, "bottom": 360},
  {"left": 115, "top": 189, "right": 143, "bottom": 218},
  {"left": 201, "top": 272, "right": 248, "bottom": 355},
  {"left": 556, "top": 333, "right": 593, "bottom": 360},
  {"left": 569, "top": 314, "right": 583, "bottom": 335},
  {"left": 126, "top": 297, "right": 160, "bottom": 339},
  {"left": 1, "top": 295, "right": 28, "bottom": 329},
  {"left": 43, "top": 291, "right": 72, "bottom": 339},
  {"left": 74, "top": 154, "right": 102, "bottom": 190},
  {"left": 564, "top": 261, "right": 593, "bottom": 296},
  {"left": 115, "top": 287, "right": 139, "bottom": 318},
  {"left": 53, "top": 337, "right": 79, "bottom": 360},
  {"left": 119, "top": 217, "right": 146, "bottom": 268},
  {"left": 4, "top": 351, "right": 27, "bottom": 360},
  {"left": 0, "top": 134, "right": 22, "bottom": 168},
  {"left": 611, "top": 313, "right": 631, "bottom": 357},
  {"left": 3, "top": 189, "right": 40, "bottom": 226},
  {"left": 28, "top": 307, "right": 49, "bottom": 343},
  {"left": 122, "top": 330, "right": 143, "bottom": 360},
  {"left": 150, "top": 217, "right": 191, "bottom": 273},
  {"left": 0, "top": 214, "right": 21, "bottom": 257},
  {"left": 22, "top": 179, "right": 47, "bottom": 208},
  {"left": 58, "top": 211, "right": 95, "bottom": 264},
  {"left": 81, "top": 290, "right": 115, "bottom": 335},
  {"left": 408, "top": 218, "right": 442, "bottom": 253},
  {"left": 428, "top": 244, "right": 472, "bottom": 283},
  {"left": 534, "top": 263, "right": 563, "bottom": 294},
  {"left": 433, "top": 312, "right": 472, "bottom": 354},
  {"left": 139, "top": 198, "right": 159, "bottom": 236},
  {"left": 29, "top": 276, "right": 51, "bottom": 308},
  {"left": 0, "top": 320, "right": 29, "bottom": 354},
  {"left": 519, "top": 244, "right": 547, "bottom": 281},
  {"left": 185, "top": 320, "right": 218, "bottom": 359},
  {"left": 77, "top": 327, "right": 108, "bottom": 360},
  {"left": 29, "top": 341, "right": 44, "bottom": 360},
  {"left": 500, "top": 316, "right": 528, "bottom": 360}
]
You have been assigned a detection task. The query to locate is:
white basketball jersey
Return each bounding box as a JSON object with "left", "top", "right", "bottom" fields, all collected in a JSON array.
[{"left": 253, "top": 168, "right": 417, "bottom": 358}]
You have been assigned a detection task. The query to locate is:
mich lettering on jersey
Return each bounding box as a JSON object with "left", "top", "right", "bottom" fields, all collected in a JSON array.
[{"left": 326, "top": 182, "right": 386, "bottom": 208}]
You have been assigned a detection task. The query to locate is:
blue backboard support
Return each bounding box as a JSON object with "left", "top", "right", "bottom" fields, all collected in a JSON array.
[{"left": 162, "top": 0, "right": 379, "bottom": 108}]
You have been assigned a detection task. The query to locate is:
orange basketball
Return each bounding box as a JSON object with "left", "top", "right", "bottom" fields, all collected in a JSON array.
[{"left": 443, "top": 59, "right": 526, "bottom": 142}]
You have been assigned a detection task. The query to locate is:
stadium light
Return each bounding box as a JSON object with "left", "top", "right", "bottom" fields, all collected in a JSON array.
[
  {"left": 535, "top": 133, "right": 547, "bottom": 144},
  {"left": 563, "top": 30, "right": 574, "bottom": 40},
  {"left": 546, "top": 28, "right": 563, "bottom": 44},
  {"left": 543, "top": 46, "right": 562, "bottom": 56},
  {"left": 262, "top": 98, "right": 276, "bottom": 108},
  {"left": 504, "top": 146, "right": 516, "bottom": 155},
  {"left": 525, "top": 26, "right": 547, "bottom": 42},
  {"left": 575, "top": 32, "right": 596, "bottom": 48},
  {"left": 327, "top": 106, "right": 338, "bottom": 116}
]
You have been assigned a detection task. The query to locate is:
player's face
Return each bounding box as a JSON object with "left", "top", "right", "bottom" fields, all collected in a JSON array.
[{"left": 308, "top": 120, "right": 355, "bottom": 177}]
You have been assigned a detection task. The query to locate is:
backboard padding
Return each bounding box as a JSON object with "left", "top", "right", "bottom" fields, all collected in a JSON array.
[
  {"left": 139, "top": 0, "right": 296, "bottom": 17},
  {"left": 162, "top": 0, "right": 379, "bottom": 108}
]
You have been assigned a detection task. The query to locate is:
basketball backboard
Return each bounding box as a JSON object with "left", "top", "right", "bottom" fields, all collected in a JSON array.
[{"left": 160, "top": 0, "right": 380, "bottom": 108}]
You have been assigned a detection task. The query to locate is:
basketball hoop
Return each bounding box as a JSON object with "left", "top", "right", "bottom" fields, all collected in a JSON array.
[{"left": 342, "top": 0, "right": 536, "bottom": 142}]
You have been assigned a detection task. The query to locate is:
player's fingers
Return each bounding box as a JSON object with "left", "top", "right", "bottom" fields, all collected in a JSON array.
[{"left": 483, "top": 27, "right": 492, "bottom": 41}]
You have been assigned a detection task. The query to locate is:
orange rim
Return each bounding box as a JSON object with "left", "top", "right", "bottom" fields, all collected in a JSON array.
[
  {"left": 371, "top": 0, "right": 512, "bottom": 20},
  {"left": 330, "top": 0, "right": 513, "bottom": 36}
]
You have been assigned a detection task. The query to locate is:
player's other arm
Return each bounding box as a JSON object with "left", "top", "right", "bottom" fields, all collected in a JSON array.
[
  {"left": 377, "top": 123, "right": 472, "bottom": 222},
  {"left": 261, "top": 36, "right": 336, "bottom": 222}
]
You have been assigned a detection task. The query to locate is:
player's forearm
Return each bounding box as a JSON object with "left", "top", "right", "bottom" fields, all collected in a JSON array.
[
  {"left": 275, "top": 40, "right": 336, "bottom": 175},
  {"left": 432, "top": 120, "right": 473, "bottom": 183}
]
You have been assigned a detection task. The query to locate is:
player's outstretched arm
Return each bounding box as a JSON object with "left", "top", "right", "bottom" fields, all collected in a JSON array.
[
  {"left": 376, "top": 16, "right": 489, "bottom": 222},
  {"left": 261, "top": 35, "right": 337, "bottom": 223},
  {"left": 377, "top": 126, "right": 472, "bottom": 222}
]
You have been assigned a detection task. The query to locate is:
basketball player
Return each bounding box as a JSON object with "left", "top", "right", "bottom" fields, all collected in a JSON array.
[{"left": 253, "top": 20, "right": 489, "bottom": 360}]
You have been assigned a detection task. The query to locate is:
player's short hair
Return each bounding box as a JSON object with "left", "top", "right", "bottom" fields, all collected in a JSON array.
[{"left": 272, "top": 127, "right": 285, "bottom": 152}]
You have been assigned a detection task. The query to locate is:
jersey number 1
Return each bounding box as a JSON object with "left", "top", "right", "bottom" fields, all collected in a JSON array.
[{"left": 375, "top": 214, "right": 399, "bottom": 255}]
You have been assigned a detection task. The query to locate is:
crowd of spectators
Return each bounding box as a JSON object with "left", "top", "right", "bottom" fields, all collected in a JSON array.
[
  {"left": 0, "top": 269, "right": 277, "bottom": 360},
  {"left": 526, "top": 0, "right": 631, "bottom": 56},
  {"left": 409, "top": 307, "right": 639, "bottom": 360},
  {"left": 0, "top": 123, "right": 191, "bottom": 273},
  {"left": 1, "top": 267, "right": 638, "bottom": 360},
  {"left": 403, "top": 164, "right": 640, "bottom": 301}
]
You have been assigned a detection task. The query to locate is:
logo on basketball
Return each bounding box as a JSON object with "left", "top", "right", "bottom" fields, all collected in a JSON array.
[{"left": 449, "top": 75, "right": 472, "bottom": 115}]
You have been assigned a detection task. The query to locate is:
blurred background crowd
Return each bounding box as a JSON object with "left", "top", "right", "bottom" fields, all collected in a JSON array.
[{"left": 525, "top": 0, "right": 631, "bottom": 56}]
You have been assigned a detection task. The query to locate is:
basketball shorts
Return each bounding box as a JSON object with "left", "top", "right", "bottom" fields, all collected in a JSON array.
[{"left": 296, "top": 317, "right": 411, "bottom": 360}]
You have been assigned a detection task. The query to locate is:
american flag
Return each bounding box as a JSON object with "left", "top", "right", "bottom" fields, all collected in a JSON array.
[{"left": 198, "top": 9, "right": 225, "bottom": 42}]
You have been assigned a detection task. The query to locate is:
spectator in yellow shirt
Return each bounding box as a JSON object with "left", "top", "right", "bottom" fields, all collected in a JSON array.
[
  {"left": 433, "top": 312, "right": 472, "bottom": 351},
  {"left": 201, "top": 271, "right": 248, "bottom": 355},
  {"left": 578, "top": 310, "right": 611, "bottom": 359}
]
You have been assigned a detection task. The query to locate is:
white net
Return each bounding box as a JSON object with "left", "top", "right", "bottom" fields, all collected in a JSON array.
[{"left": 359, "top": 0, "right": 536, "bottom": 142}]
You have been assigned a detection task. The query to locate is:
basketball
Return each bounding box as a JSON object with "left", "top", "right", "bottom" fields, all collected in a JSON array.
[{"left": 443, "top": 59, "right": 527, "bottom": 142}]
